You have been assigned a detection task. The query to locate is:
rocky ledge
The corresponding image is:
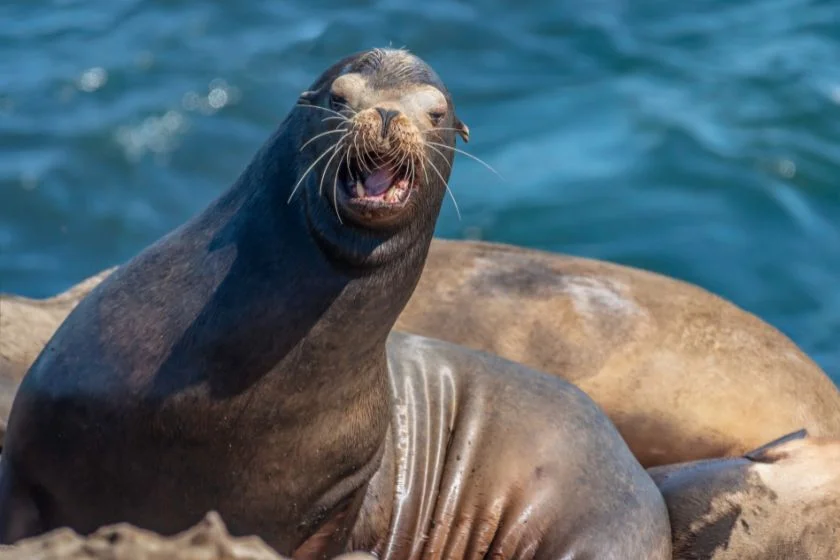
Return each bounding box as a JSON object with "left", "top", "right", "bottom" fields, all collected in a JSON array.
[{"left": 0, "top": 511, "right": 374, "bottom": 560}]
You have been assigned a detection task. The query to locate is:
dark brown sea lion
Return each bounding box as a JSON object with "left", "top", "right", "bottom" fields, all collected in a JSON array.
[
  {"left": 649, "top": 429, "right": 840, "bottom": 559},
  {"left": 0, "top": 49, "right": 670, "bottom": 559}
]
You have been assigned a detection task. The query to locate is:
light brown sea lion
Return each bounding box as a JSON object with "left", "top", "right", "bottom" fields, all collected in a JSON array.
[
  {"left": 398, "top": 239, "right": 840, "bottom": 467},
  {"left": 0, "top": 49, "right": 670, "bottom": 559},
  {"left": 649, "top": 429, "right": 840, "bottom": 559}
]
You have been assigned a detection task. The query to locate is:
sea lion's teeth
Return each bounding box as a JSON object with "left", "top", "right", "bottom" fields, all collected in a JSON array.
[{"left": 356, "top": 181, "right": 365, "bottom": 198}]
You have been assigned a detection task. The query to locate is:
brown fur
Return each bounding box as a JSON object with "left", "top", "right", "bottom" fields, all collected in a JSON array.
[
  {"left": 352, "top": 332, "right": 671, "bottom": 559},
  {"left": 398, "top": 239, "right": 840, "bottom": 467},
  {"left": 649, "top": 430, "right": 840, "bottom": 559}
]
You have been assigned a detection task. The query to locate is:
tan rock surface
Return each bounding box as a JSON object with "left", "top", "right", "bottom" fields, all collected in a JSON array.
[{"left": 0, "top": 511, "right": 374, "bottom": 560}]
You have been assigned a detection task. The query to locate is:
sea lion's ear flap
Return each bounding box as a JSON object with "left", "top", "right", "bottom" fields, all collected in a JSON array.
[
  {"left": 298, "top": 90, "right": 318, "bottom": 105},
  {"left": 455, "top": 116, "right": 470, "bottom": 143},
  {"left": 745, "top": 428, "right": 808, "bottom": 463}
]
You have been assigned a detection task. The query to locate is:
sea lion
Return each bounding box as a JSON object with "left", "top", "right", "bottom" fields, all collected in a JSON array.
[
  {"left": 10, "top": 237, "right": 838, "bottom": 468},
  {"left": 649, "top": 429, "right": 840, "bottom": 559},
  {"left": 0, "top": 48, "right": 671, "bottom": 559},
  {"left": 397, "top": 239, "right": 840, "bottom": 467}
]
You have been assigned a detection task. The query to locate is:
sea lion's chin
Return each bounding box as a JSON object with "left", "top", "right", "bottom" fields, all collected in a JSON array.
[{"left": 332, "top": 156, "right": 421, "bottom": 229}]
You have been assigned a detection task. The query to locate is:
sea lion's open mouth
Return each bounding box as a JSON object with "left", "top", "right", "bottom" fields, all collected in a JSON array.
[{"left": 341, "top": 157, "right": 415, "bottom": 207}]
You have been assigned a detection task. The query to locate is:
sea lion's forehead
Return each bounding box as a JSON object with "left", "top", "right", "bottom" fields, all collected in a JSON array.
[
  {"left": 341, "top": 49, "right": 448, "bottom": 95},
  {"left": 332, "top": 72, "right": 445, "bottom": 110}
]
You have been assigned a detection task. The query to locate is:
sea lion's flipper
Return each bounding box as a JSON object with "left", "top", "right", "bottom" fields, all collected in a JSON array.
[
  {"left": 744, "top": 428, "right": 808, "bottom": 463},
  {"left": 0, "top": 458, "right": 46, "bottom": 545}
]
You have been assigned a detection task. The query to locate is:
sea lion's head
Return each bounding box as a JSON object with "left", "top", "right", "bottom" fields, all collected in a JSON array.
[{"left": 293, "top": 48, "right": 468, "bottom": 233}]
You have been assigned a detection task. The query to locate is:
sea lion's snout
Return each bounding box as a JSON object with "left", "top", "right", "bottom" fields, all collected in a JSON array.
[{"left": 337, "top": 104, "right": 423, "bottom": 208}]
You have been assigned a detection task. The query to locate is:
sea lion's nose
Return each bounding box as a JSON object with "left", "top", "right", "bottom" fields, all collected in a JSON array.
[{"left": 376, "top": 108, "right": 400, "bottom": 138}]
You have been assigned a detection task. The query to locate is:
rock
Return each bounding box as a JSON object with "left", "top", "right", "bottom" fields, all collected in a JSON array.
[{"left": 0, "top": 511, "right": 375, "bottom": 560}]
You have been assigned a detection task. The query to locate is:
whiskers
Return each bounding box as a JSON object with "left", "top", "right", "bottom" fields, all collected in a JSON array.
[
  {"left": 299, "top": 128, "right": 345, "bottom": 152},
  {"left": 288, "top": 104, "right": 354, "bottom": 208},
  {"left": 318, "top": 128, "right": 361, "bottom": 225},
  {"left": 424, "top": 128, "right": 503, "bottom": 182},
  {"left": 421, "top": 128, "right": 504, "bottom": 221},
  {"left": 287, "top": 125, "right": 351, "bottom": 206},
  {"left": 294, "top": 103, "right": 350, "bottom": 121},
  {"left": 290, "top": 108, "right": 491, "bottom": 225}
]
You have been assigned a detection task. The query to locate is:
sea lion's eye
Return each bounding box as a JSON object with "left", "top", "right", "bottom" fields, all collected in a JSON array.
[
  {"left": 330, "top": 93, "right": 349, "bottom": 111},
  {"left": 428, "top": 110, "right": 445, "bottom": 126}
]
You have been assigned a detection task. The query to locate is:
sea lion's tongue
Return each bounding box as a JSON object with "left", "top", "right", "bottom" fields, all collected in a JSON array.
[{"left": 364, "top": 167, "right": 395, "bottom": 197}]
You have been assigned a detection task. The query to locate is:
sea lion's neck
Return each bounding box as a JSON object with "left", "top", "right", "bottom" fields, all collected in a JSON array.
[{"left": 220, "top": 126, "right": 433, "bottom": 369}]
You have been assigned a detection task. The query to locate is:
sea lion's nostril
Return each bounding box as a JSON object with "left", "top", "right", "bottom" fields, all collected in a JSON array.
[{"left": 376, "top": 108, "right": 400, "bottom": 138}]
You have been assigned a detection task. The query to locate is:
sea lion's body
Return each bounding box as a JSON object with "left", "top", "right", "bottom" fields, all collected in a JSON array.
[
  {"left": 350, "top": 332, "right": 670, "bottom": 558},
  {"left": 398, "top": 239, "right": 840, "bottom": 466},
  {"left": 0, "top": 49, "right": 671, "bottom": 559},
  {"left": 649, "top": 430, "right": 840, "bottom": 559}
]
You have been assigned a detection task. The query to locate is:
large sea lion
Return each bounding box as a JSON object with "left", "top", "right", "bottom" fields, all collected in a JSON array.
[
  {"left": 6, "top": 238, "right": 839, "bottom": 468},
  {"left": 649, "top": 429, "right": 840, "bottom": 559},
  {"left": 0, "top": 48, "right": 670, "bottom": 559}
]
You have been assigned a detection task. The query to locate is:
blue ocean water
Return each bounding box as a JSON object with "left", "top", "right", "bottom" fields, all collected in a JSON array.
[{"left": 2, "top": 0, "right": 839, "bottom": 378}]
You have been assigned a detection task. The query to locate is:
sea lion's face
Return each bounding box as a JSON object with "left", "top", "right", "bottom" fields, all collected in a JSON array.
[{"left": 297, "top": 48, "right": 468, "bottom": 231}]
